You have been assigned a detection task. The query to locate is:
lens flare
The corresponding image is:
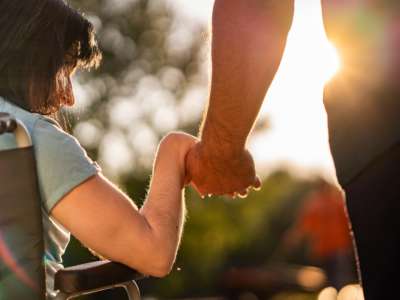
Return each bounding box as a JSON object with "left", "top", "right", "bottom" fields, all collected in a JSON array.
[
  {"left": 323, "top": 42, "right": 342, "bottom": 82},
  {"left": 0, "top": 233, "right": 38, "bottom": 291}
]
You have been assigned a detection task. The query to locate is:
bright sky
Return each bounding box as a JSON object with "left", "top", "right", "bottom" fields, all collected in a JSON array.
[{"left": 169, "top": 0, "right": 340, "bottom": 181}]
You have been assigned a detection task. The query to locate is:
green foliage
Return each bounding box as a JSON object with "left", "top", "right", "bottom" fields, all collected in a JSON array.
[{"left": 68, "top": 0, "right": 208, "bottom": 180}]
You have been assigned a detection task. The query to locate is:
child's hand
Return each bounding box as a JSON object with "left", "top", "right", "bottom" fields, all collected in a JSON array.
[{"left": 156, "top": 132, "right": 198, "bottom": 186}]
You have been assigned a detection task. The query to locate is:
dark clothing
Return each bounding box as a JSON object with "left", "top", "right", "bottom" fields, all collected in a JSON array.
[
  {"left": 324, "top": 89, "right": 400, "bottom": 186},
  {"left": 344, "top": 142, "right": 400, "bottom": 300},
  {"left": 317, "top": 253, "right": 356, "bottom": 290},
  {"left": 321, "top": 1, "right": 400, "bottom": 185},
  {"left": 319, "top": 3, "right": 400, "bottom": 298}
]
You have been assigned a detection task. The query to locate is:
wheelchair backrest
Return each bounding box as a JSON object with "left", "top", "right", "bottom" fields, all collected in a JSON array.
[{"left": 0, "top": 113, "right": 45, "bottom": 299}]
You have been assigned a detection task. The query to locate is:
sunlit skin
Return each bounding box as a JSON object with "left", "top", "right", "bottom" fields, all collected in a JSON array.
[{"left": 186, "top": 0, "right": 294, "bottom": 197}]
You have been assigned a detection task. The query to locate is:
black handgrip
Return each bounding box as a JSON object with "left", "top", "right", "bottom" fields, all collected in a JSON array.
[{"left": 0, "top": 113, "right": 17, "bottom": 134}]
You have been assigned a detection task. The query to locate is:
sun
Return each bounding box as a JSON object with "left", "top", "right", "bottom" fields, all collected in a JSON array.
[{"left": 320, "top": 41, "right": 342, "bottom": 83}]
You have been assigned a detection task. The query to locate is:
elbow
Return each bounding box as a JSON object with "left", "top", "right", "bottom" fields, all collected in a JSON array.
[
  {"left": 147, "top": 245, "right": 177, "bottom": 277},
  {"left": 135, "top": 250, "right": 176, "bottom": 278},
  {"left": 147, "top": 257, "right": 175, "bottom": 278},
  {"left": 122, "top": 217, "right": 180, "bottom": 277},
  {"left": 124, "top": 235, "right": 177, "bottom": 277}
]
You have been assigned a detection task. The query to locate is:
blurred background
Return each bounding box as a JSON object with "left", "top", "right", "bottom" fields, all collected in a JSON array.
[{"left": 64, "top": 0, "right": 357, "bottom": 298}]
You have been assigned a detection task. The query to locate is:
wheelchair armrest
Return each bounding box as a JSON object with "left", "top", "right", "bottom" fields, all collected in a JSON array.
[{"left": 54, "top": 260, "right": 146, "bottom": 294}]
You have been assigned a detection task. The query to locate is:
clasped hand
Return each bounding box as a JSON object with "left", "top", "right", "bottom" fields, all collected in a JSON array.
[{"left": 185, "top": 140, "right": 261, "bottom": 198}]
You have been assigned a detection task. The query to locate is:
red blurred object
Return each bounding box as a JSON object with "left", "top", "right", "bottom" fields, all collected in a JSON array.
[{"left": 295, "top": 183, "right": 352, "bottom": 259}]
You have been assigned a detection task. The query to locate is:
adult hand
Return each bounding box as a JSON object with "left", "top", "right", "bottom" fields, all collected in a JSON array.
[{"left": 185, "top": 142, "right": 261, "bottom": 198}]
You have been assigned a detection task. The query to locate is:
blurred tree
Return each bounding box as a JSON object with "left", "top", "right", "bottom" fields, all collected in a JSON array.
[{"left": 69, "top": 0, "right": 209, "bottom": 181}]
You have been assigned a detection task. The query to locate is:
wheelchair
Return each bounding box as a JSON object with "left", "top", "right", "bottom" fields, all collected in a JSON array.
[{"left": 0, "top": 113, "right": 145, "bottom": 299}]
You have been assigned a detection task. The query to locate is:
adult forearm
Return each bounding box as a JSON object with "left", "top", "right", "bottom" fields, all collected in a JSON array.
[{"left": 201, "top": 0, "right": 294, "bottom": 152}]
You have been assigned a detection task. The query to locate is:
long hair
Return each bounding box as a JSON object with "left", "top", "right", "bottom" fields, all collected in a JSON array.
[{"left": 0, "top": 0, "right": 102, "bottom": 115}]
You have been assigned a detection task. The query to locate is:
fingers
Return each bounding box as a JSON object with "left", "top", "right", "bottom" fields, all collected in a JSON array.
[
  {"left": 215, "top": 178, "right": 262, "bottom": 199},
  {"left": 227, "top": 177, "right": 262, "bottom": 199},
  {"left": 253, "top": 176, "right": 262, "bottom": 191},
  {"left": 227, "top": 192, "right": 238, "bottom": 199},
  {"left": 230, "top": 175, "right": 263, "bottom": 198},
  {"left": 226, "top": 189, "right": 246, "bottom": 199},
  {"left": 188, "top": 174, "right": 262, "bottom": 200},
  {"left": 238, "top": 188, "right": 249, "bottom": 198},
  {"left": 189, "top": 181, "right": 217, "bottom": 199},
  {"left": 232, "top": 176, "right": 263, "bottom": 198}
]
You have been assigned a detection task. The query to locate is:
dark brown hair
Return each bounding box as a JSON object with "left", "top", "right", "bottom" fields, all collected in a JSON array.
[{"left": 0, "top": 0, "right": 102, "bottom": 115}]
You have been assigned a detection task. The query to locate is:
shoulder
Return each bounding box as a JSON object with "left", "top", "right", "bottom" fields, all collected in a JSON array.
[
  {"left": 33, "top": 115, "right": 73, "bottom": 144},
  {"left": 32, "top": 115, "right": 98, "bottom": 171},
  {"left": 32, "top": 115, "right": 101, "bottom": 212},
  {"left": 32, "top": 116, "right": 90, "bottom": 156}
]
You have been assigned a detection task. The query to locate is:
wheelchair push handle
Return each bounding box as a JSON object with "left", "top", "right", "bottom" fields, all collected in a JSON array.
[
  {"left": 0, "top": 112, "right": 17, "bottom": 133},
  {"left": 0, "top": 113, "right": 32, "bottom": 148}
]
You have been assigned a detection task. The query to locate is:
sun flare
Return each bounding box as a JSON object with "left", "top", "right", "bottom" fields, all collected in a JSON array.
[{"left": 322, "top": 41, "right": 342, "bottom": 83}]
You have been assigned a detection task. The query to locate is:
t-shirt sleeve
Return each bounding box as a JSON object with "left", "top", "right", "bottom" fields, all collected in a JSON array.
[{"left": 32, "top": 117, "right": 101, "bottom": 213}]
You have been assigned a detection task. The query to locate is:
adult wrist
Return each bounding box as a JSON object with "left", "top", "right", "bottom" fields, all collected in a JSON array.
[
  {"left": 200, "top": 135, "right": 247, "bottom": 161},
  {"left": 200, "top": 121, "right": 246, "bottom": 158}
]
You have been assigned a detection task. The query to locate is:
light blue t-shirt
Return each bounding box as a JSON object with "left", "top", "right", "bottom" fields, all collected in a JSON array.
[{"left": 0, "top": 98, "right": 100, "bottom": 297}]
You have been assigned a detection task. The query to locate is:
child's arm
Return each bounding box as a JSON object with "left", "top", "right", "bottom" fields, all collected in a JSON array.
[{"left": 51, "top": 133, "right": 197, "bottom": 277}]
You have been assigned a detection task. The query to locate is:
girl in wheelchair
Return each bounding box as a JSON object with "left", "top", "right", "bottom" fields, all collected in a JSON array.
[{"left": 0, "top": 0, "right": 195, "bottom": 297}]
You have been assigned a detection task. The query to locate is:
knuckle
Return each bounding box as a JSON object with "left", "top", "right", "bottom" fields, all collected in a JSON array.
[
  {"left": 160, "top": 132, "right": 183, "bottom": 148},
  {"left": 163, "top": 132, "right": 181, "bottom": 142}
]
